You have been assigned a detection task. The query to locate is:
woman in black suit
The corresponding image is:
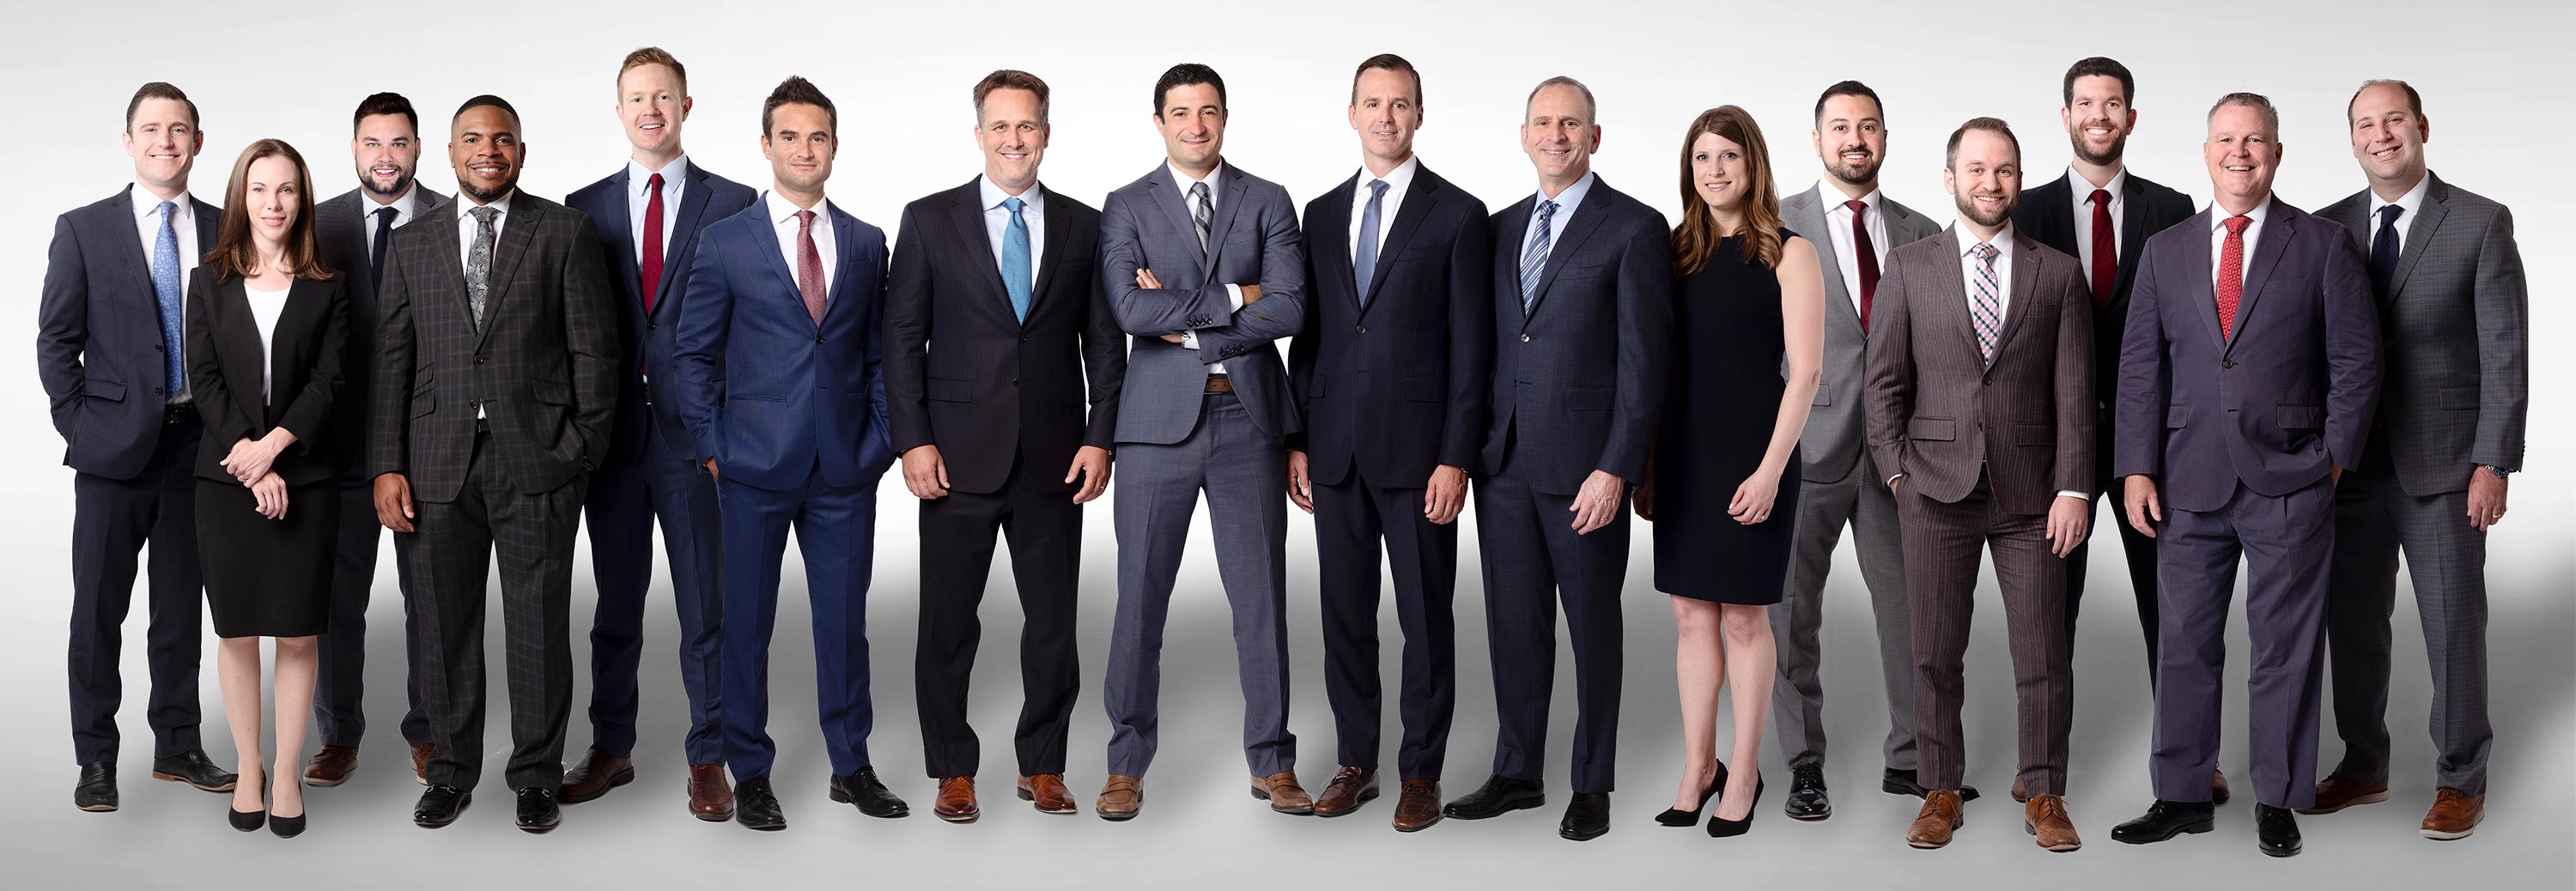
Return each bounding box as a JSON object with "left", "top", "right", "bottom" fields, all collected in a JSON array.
[{"left": 186, "top": 138, "right": 348, "bottom": 838}]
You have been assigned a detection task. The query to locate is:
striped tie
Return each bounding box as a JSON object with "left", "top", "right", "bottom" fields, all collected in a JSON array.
[
  {"left": 1189, "top": 180, "right": 1212, "bottom": 253},
  {"left": 1970, "top": 242, "right": 2002, "bottom": 363},
  {"left": 1520, "top": 199, "right": 1558, "bottom": 313}
]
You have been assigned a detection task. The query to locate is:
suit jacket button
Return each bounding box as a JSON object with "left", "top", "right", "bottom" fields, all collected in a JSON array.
[
  {"left": 647, "top": 322, "right": 658, "bottom": 330},
  {"left": 1019, "top": 336, "right": 1030, "bottom": 343},
  {"left": 1520, "top": 334, "right": 1531, "bottom": 342},
  {"left": 154, "top": 343, "right": 165, "bottom": 351},
  {"left": 2222, "top": 359, "right": 2235, "bottom": 368},
  {"left": 1356, "top": 325, "right": 1367, "bottom": 335},
  {"left": 475, "top": 355, "right": 487, "bottom": 364},
  {"left": 816, "top": 335, "right": 825, "bottom": 343}
]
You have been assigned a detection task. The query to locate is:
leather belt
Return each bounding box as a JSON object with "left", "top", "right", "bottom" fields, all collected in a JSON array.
[{"left": 1203, "top": 375, "right": 1233, "bottom": 395}]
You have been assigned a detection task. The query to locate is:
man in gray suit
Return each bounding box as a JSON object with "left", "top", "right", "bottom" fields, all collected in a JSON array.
[
  {"left": 2305, "top": 79, "right": 2524, "bottom": 842},
  {"left": 1863, "top": 118, "right": 2093, "bottom": 852},
  {"left": 1094, "top": 63, "right": 1309, "bottom": 821},
  {"left": 1771, "top": 81, "right": 1956, "bottom": 820}
]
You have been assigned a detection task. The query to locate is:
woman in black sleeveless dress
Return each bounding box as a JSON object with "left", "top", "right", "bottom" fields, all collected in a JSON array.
[{"left": 1639, "top": 106, "right": 1826, "bottom": 837}]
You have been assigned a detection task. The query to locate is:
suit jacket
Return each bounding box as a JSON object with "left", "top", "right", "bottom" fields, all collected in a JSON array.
[
  {"left": 1781, "top": 184, "right": 1942, "bottom": 484},
  {"left": 566, "top": 162, "right": 758, "bottom": 466},
  {"left": 1099, "top": 162, "right": 1306, "bottom": 443},
  {"left": 2014, "top": 170, "right": 2196, "bottom": 427},
  {"left": 885, "top": 179, "right": 1126, "bottom": 494},
  {"left": 315, "top": 185, "right": 451, "bottom": 476},
  {"left": 366, "top": 191, "right": 621, "bottom": 501},
  {"left": 2113, "top": 198, "right": 2382, "bottom": 512},
  {"left": 673, "top": 198, "right": 894, "bottom": 493},
  {"left": 37, "top": 185, "right": 223, "bottom": 479},
  {"left": 1478, "top": 176, "right": 1673, "bottom": 495},
  {"left": 1291, "top": 163, "right": 1493, "bottom": 487},
  {"left": 1862, "top": 227, "right": 2094, "bottom": 513},
  {"left": 183, "top": 270, "right": 349, "bottom": 486},
  {"left": 2318, "top": 173, "right": 2526, "bottom": 494}
]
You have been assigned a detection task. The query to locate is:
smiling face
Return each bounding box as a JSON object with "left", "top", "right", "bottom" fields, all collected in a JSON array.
[
  {"left": 1812, "top": 94, "right": 1886, "bottom": 189},
  {"left": 976, "top": 87, "right": 1047, "bottom": 193},
  {"left": 449, "top": 104, "right": 524, "bottom": 204},
  {"left": 124, "top": 97, "right": 203, "bottom": 195},
  {"left": 1522, "top": 83, "right": 1599, "bottom": 190},
  {"left": 2348, "top": 83, "right": 2428, "bottom": 192},
  {"left": 2202, "top": 101, "right": 2281, "bottom": 214},
  {"left": 242, "top": 153, "right": 302, "bottom": 250},
  {"left": 1156, "top": 82, "right": 1225, "bottom": 173},
  {"left": 1946, "top": 128, "right": 2020, "bottom": 231},
  {"left": 1349, "top": 66, "right": 1421, "bottom": 170},
  {"left": 351, "top": 112, "right": 419, "bottom": 199},
  {"left": 2063, "top": 74, "right": 2135, "bottom": 168},
  {"left": 1691, "top": 130, "right": 1751, "bottom": 215},
  {"left": 618, "top": 62, "right": 690, "bottom": 159},
  {"left": 763, "top": 101, "right": 836, "bottom": 197}
]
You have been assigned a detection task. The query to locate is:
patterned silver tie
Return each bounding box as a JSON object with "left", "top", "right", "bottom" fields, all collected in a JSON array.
[
  {"left": 465, "top": 205, "right": 498, "bottom": 328},
  {"left": 1520, "top": 200, "right": 1558, "bottom": 313},
  {"left": 1970, "top": 242, "right": 2002, "bottom": 363},
  {"left": 1189, "top": 180, "right": 1212, "bottom": 253}
]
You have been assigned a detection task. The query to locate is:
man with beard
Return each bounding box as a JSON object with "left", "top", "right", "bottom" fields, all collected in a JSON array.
[
  {"left": 1771, "top": 81, "right": 1952, "bottom": 821},
  {"left": 305, "top": 92, "right": 451, "bottom": 788},
  {"left": 371, "top": 94, "right": 619, "bottom": 833},
  {"left": 1862, "top": 118, "right": 2093, "bottom": 852}
]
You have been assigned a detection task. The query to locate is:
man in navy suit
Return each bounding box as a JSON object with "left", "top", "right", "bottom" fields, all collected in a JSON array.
[
  {"left": 1289, "top": 53, "right": 1492, "bottom": 832},
  {"left": 2108, "top": 93, "right": 2381, "bottom": 858},
  {"left": 1442, "top": 76, "right": 1673, "bottom": 842},
  {"left": 38, "top": 82, "right": 237, "bottom": 811},
  {"left": 562, "top": 46, "right": 756, "bottom": 820},
  {"left": 671, "top": 76, "right": 908, "bottom": 832}
]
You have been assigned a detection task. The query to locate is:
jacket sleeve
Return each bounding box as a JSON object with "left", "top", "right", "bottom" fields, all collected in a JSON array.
[
  {"left": 2112, "top": 242, "right": 2169, "bottom": 480},
  {"left": 1438, "top": 204, "right": 1495, "bottom": 469},
  {"left": 1599, "top": 213, "right": 1674, "bottom": 482},
  {"left": 367, "top": 239, "right": 417, "bottom": 479},
  {"left": 672, "top": 228, "right": 732, "bottom": 464},
  {"left": 2319, "top": 229, "right": 2383, "bottom": 471},
  {"left": 1102, "top": 192, "right": 1233, "bottom": 336},
  {"left": 2052, "top": 266, "right": 2096, "bottom": 494},
  {"left": 883, "top": 205, "right": 936, "bottom": 456},
  {"left": 1186, "top": 189, "right": 1309, "bottom": 360},
  {"left": 185, "top": 270, "right": 251, "bottom": 453},
  {"left": 2469, "top": 207, "right": 2528, "bottom": 470},
  {"left": 562, "top": 213, "right": 622, "bottom": 470},
  {"left": 1860, "top": 253, "right": 1916, "bottom": 482},
  {"left": 37, "top": 214, "right": 88, "bottom": 437}
]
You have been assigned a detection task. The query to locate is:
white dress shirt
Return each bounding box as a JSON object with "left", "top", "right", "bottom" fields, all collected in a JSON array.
[
  {"left": 2066, "top": 167, "right": 2128, "bottom": 276},
  {"left": 1348, "top": 155, "right": 1419, "bottom": 260},
  {"left": 628, "top": 155, "right": 690, "bottom": 264},
  {"left": 1167, "top": 161, "right": 1243, "bottom": 373},
  {"left": 133, "top": 184, "right": 201, "bottom": 403},
  {"left": 454, "top": 190, "right": 516, "bottom": 418},
  {"left": 980, "top": 176, "right": 1047, "bottom": 283},
  {"left": 1818, "top": 182, "right": 1891, "bottom": 316},
  {"left": 766, "top": 190, "right": 837, "bottom": 297},
  {"left": 360, "top": 185, "right": 424, "bottom": 267},
  {"left": 244, "top": 282, "right": 289, "bottom": 404},
  {"left": 2208, "top": 195, "right": 2273, "bottom": 294},
  {"left": 2367, "top": 173, "right": 2431, "bottom": 257}
]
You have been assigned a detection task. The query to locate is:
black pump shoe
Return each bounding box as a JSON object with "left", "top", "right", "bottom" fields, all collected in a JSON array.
[
  {"left": 228, "top": 805, "right": 266, "bottom": 832},
  {"left": 1655, "top": 761, "right": 1728, "bottom": 827},
  {"left": 1707, "top": 774, "right": 1765, "bottom": 838}
]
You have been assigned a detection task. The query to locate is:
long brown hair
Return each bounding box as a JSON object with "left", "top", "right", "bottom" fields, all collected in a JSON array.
[
  {"left": 1672, "top": 106, "right": 1784, "bottom": 276},
  {"left": 206, "top": 139, "right": 332, "bottom": 281}
]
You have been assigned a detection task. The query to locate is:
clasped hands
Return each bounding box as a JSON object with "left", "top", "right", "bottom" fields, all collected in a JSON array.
[
  {"left": 1135, "top": 269, "right": 1259, "bottom": 344},
  {"left": 225, "top": 434, "right": 293, "bottom": 519}
]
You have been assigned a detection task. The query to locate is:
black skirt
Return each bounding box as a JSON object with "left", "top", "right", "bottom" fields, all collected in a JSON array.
[{"left": 196, "top": 478, "right": 337, "bottom": 638}]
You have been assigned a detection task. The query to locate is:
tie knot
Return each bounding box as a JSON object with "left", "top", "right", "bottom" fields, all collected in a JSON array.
[
  {"left": 1002, "top": 196, "right": 1025, "bottom": 213},
  {"left": 1537, "top": 199, "right": 1558, "bottom": 221},
  {"left": 647, "top": 172, "right": 665, "bottom": 191},
  {"left": 2090, "top": 188, "right": 2111, "bottom": 205},
  {"left": 375, "top": 206, "right": 397, "bottom": 220},
  {"left": 1367, "top": 179, "right": 1389, "bottom": 198},
  {"left": 1844, "top": 198, "right": 1868, "bottom": 215},
  {"left": 469, "top": 205, "right": 498, "bottom": 224},
  {"left": 157, "top": 200, "right": 176, "bottom": 215},
  {"left": 1972, "top": 242, "right": 1998, "bottom": 263},
  {"left": 2223, "top": 215, "right": 2251, "bottom": 235},
  {"left": 793, "top": 209, "right": 815, "bottom": 227},
  {"left": 2379, "top": 204, "right": 2403, "bottom": 224},
  {"left": 1190, "top": 181, "right": 1210, "bottom": 200}
]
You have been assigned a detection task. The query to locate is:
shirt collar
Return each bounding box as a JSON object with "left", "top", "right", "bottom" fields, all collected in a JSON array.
[
  {"left": 1535, "top": 170, "right": 1596, "bottom": 213},
  {"left": 2209, "top": 194, "right": 2272, "bottom": 230},
  {"left": 1820, "top": 181, "right": 1881, "bottom": 215},
  {"left": 2380, "top": 173, "right": 2432, "bottom": 220},
  {"left": 131, "top": 183, "right": 190, "bottom": 219},
  {"left": 627, "top": 155, "right": 690, "bottom": 197},
  {"left": 981, "top": 176, "right": 1044, "bottom": 212},
  {"left": 1956, "top": 220, "right": 2017, "bottom": 260},
  {"left": 1359, "top": 155, "right": 1420, "bottom": 195},
  {"left": 457, "top": 188, "right": 515, "bottom": 218},
  {"left": 2067, "top": 166, "right": 2128, "bottom": 200},
  {"left": 1167, "top": 160, "right": 1224, "bottom": 197},
  {"left": 767, "top": 190, "right": 828, "bottom": 226}
]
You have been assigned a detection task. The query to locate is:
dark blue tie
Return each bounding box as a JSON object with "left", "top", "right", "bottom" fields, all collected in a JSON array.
[
  {"left": 2369, "top": 203, "right": 2403, "bottom": 300},
  {"left": 370, "top": 205, "right": 396, "bottom": 291},
  {"left": 1353, "top": 179, "right": 1388, "bottom": 307}
]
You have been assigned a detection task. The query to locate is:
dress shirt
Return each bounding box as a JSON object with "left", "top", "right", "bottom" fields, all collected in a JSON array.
[
  {"left": 627, "top": 155, "right": 690, "bottom": 264},
  {"left": 454, "top": 190, "right": 515, "bottom": 419},
  {"left": 1348, "top": 155, "right": 1419, "bottom": 260},
  {"left": 2208, "top": 195, "right": 2273, "bottom": 294},
  {"left": 980, "top": 175, "right": 1047, "bottom": 283},
  {"left": 2368, "top": 173, "right": 2431, "bottom": 257},
  {"left": 1522, "top": 170, "right": 1596, "bottom": 271},
  {"left": 1887, "top": 221, "right": 2086, "bottom": 500},
  {"left": 766, "top": 190, "right": 837, "bottom": 296},
  {"left": 361, "top": 185, "right": 424, "bottom": 266},
  {"left": 2067, "top": 167, "right": 2128, "bottom": 275},
  {"left": 1167, "top": 160, "right": 1243, "bottom": 373},
  {"left": 133, "top": 183, "right": 201, "bottom": 404},
  {"left": 245, "top": 282, "right": 289, "bottom": 404},
  {"left": 1818, "top": 182, "right": 1890, "bottom": 316}
]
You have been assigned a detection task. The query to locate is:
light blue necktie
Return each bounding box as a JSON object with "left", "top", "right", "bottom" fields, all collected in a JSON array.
[
  {"left": 152, "top": 201, "right": 185, "bottom": 399},
  {"left": 1520, "top": 199, "right": 1558, "bottom": 313},
  {"left": 1001, "top": 197, "right": 1032, "bottom": 322},
  {"left": 1353, "top": 179, "right": 1388, "bottom": 307}
]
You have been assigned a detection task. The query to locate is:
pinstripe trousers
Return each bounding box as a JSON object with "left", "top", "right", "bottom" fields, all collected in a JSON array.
[{"left": 1895, "top": 476, "right": 2072, "bottom": 796}]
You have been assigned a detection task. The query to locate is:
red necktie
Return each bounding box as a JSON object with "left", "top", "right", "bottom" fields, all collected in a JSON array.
[
  {"left": 2088, "top": 189, "right": 2115, "bottom": 308},
  {"left": 796, "top": 209, "right": 826, "bottom": 324},
  {"left": 641, "top": 173, "right": 665, "bottom": 314},
  {"left": 2216, "top": 215, "right": 2251, "bottom": 342},
  {"left": 1848, "top": 199, "right": 1879, "bottom": 330}
]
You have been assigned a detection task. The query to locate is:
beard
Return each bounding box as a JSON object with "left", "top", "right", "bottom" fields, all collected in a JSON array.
[
  {"left": 1954, "top": 191, "right": 2014, "bottom": 229},
  {"left": 1825, "top": 148, "right": 1881, "bottom": 189},
  {"left": 359, "top": 166, "right": 415, "bottom": 198},
  {"left": 459, "top": 175, "right": 515, "bottom": 204},
  {"left": 2069, "top": 123, "right": 2128, "bottom": 168}
]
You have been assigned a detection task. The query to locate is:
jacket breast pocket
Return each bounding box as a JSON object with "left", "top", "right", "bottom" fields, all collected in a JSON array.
[
  {"left": 1551, "top": 263, "right": 1607, "bottom": 282},
  {"left": 927, "top": 378, "right": 973, "bottom": 403},
  {"left": 1565, "top": 385, "right": 1614, "bottom": 412},
  {"left": 2275, "top": 403, "right": 2323, "bottom": 429},
  {"left": 1908, "top": 417, "right": 1957, "bottom": 441}
]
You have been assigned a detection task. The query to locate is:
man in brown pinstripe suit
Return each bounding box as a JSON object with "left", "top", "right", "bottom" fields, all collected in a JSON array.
[{"left": 1861, "top": 118, "right": 2093, "bottom": 852}]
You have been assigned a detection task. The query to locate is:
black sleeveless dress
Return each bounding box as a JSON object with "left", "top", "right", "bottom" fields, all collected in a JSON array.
[{"left": 1652, "top": 230, "right": 1800, "bottom": 604}]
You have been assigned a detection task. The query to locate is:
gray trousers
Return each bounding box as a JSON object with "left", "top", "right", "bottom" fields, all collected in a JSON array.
[
  {"left": 2325, "top": 452, "right": 2491, "bottom": 796},
  {"left": 2152, "top": 478, "right": 2332, "bottom": 809},
  {"left": 1103, "top": 394, "right": 1295, "bottom": 779},
  {"left": 1771, "top": 452, "right": 1918, "bottom": 773}
]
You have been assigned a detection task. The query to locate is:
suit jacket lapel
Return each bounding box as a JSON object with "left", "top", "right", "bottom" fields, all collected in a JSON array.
[
  {"left": 1364, "top": 171, "right": 1436, "bottom": 312},
  {"left": 104, "top": 187, "right": 156, "bottom": 299},
  {"left": 1030, "top": 185, "right": 1076, "bottom": 318},
  {"left": 1526, "top": 188, "right": 1609, "bottom": 318},
  {"left": 1497, "top": 198, "right": 1534, "bottom": 330},
  {"left": 1314, "top": 173, "right": 1358, "bottom": 312},
  {"left": 825, "top": 209, "right": 862, "bottom": 326},
  {"left": 210, "top": 276, "right": 260, "bottom": 427},
  {"left": 1922, "top": 230, "right": 1984, "bottom": 361},
  {"left": 2114, "top": 177, "right": 2154, "bottom": 300},
  {"left": 2388, "top": 175, "right": 2450, "bottom": 300},
  {"left": 601, "top": 169, "right": 641, "bottom": 310},
  {"left": 2178, "top": 211, "right": 2226, "bottom": 349},
  {"left": 943, "top": 180, "right": 1011, "bottom": 320},
  {"left": 745, "top": 202, "right": 804, "bottom": 316},
  {"left": 409, "top": 203, "right": 474, "bottom": 336},
  {"left": 1989, "top": 232, "right": 2043, "bottom": 362},
  {"left": 192, "top": 197, "right": 221, "bottom": 251},
  {"left": 1201, "top": 165, "right": 1251, "bottom": 280},
  {"left": 472, "top": 197, "right": 538, "bottom": 346},
  {"left": 653, "top": 167, "right": 719, "bottom": 315},
  {"left": 2227, "top": 207, "right": 2292, "bottom": 355}
]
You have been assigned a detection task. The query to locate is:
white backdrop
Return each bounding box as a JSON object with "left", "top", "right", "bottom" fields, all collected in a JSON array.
[{"left": 1, "top": 1, "right": 2567, "bottom": 888}]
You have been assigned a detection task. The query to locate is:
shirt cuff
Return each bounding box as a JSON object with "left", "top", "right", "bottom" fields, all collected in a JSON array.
[
  {"left": 2056, "top": 489, "right": 2090, "bottom": 500},
  {"left": 1886, "top": 473, "right": 1905, "bottom": 486},
  {"left": 1181, "top": 330, "right": 1200, "bottom": 350},
  {"left": 1223, "top": 283, "right": 1244, "bottom": 311}
]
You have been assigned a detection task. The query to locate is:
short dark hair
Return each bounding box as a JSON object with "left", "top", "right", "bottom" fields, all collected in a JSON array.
[
  {"left": 2061, "top": 57, "right": 2136, "bottom": 108},
  {"left": 2207, "top": 91, "right": 2281, "bottom": 136},
  {"left": 1814, "top": 80, "right": 1883, "bottom": 126},
  {"left": 125, "top": 82, "right": 198, "bottom": 131},
  {"left": 453, "top": 94, "right": 520, "bottom": 126},
  {"left": 351, "top": 93, "right": 419, "bottom": 136},
  {"left": 1350, "top": 53, "right": 1423, "bottom": 107},
  {"left": 762, "top": 76, "right": 836, "bottom": 135},
  {"left": 1945, "top": 117, "right": 2021, "bottom": 171},
  {"left": 1153, "top": 63, "right": 1225, "bottom": 116},
  {"left": 973, "top": 69, "right": 1051, "bottom": 125},
  {"left": 619, "top": 46, "right": 687, "bottom": 94},
  {"left": 2346, "top": 78, "right": 2424, "bottom": 121}
]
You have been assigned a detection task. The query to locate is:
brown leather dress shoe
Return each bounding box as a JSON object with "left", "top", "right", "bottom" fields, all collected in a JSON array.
[
  {"left": 1906, "top": 789, "right": 1964, "bottom": 849},
  {"left": 1018, "top": 773, "right": 1077, "bottom": 815},
  {"left": 687, "top": 764, "right": 734, "bottom": 821},
  {"left": 2212, "top": 769, "right": 2231, "bottom": 804},
  {"left": 304, "top": 745, "right": 359, "bottom": 787},
  {"left": 1252, "top": 770, "right": 1314, "bottom": 815},
  {"left": 2024, "top": 793, "right": 2081, "bottom": 852},
  {"left": 2298, "top": 772, "right": 2391, "bottom": 815},
  {"left": 1097, "top": 775, "right": 1144, "bottom": 821},
  {"left": 1314, "top": 767, "right": 1380, "bottom": 818},
  {"left": 934, "top": 777, "right": 980, "bottom": 823},
  {"left": 1393, "top": 779, "right": 1443, "bottom": 832},
  {"left": 561, "top": 750, "right": 635, "bottom": 804},
  {"left": 410, "top": 743, "right": 434, "bottom": 785},
  {"left": 2420, "top": 788, "right": 2483, "bottom": 840}
]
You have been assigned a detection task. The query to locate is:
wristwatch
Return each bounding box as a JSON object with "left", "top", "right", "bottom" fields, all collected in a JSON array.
[{"left": 2482, "top": 464, "right": 2512, "bottom": 479}]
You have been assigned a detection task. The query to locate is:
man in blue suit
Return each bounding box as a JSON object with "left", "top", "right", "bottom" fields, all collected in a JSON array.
[
  {"left": 671, "top": 76, "right": 908, "bottom": 832},
  {"left": 562, "top": 46, "right": 756, "bottom": 820},
  {"left": 38, "top": 82, "right": 237, "bottom": 811}
]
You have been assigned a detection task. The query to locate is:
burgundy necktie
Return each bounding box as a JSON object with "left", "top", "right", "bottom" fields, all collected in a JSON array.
[
  {"left": 641, "top": 173, "right": 665, "bottom": 314},
  {"left": 796, "top": 209, "right": 826, "bottom": 324},
  {"left": 2088, "top": 188, "right": 2115, "bottom": 308},
  {"left": 2216, "top": 215, "right": 2250, "bottom": 342},
  {"left": 1848, "top": 199, "right": 1879, "bottom": 330}
]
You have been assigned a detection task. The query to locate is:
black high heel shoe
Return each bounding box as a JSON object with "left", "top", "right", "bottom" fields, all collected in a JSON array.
[
  {"left": 1654, "top": 761, "right": 1729, "bottom": 827},
  {"left": 228, "top": 769, "right": 266, "bottom": 832},
  {"left": 1706, "top": 773, "right": 1765, "bottom": 838},
  {"left": 270, "top": 776, "right": 306, "bottom": 838}
]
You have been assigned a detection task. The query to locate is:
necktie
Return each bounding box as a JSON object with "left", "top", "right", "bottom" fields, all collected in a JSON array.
[
  {"left": 1189, "top": 180, "right": 1212, "bottom": 253},
  {"left": 641, "top": 172, "right": 665, "bottom": 315},
  {"left": 152, "top": 201, "right": 185, "bottom": 398},
  {"left": 465, "top": 206, "right": 497, "bottom": 328},
  {"left": 1520, "top": 199, "right": 1558, "bottom": 313},
  {"left": 1001, "top": 197, "right": 1032, "bottom": 322},
  {"left": 2216, "top": 215, "right": 2251, "bottom": 342},
  {"left": 1970, "top": 242, "right": 2002, "bottom": 363},
  {"left": 1354, "top": 179, "right": 1389, "bottom": 307},
  {"left": 2088, "top": 189, "right": 2116, "bottom": 308},
  {"left": 370, "top": 205, "right": 396, "bottom": 293},
  {"left": 795, "top": 209, "right": 826, "bottom": 324},
  {"left": 1847, "top": 199, "right": 1880, "bottom": 330},
  {"left": 2369, "top": 204, "right": 2403, "bottom": 300}
]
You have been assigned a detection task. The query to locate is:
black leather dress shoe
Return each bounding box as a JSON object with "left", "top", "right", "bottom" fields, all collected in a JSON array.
[
  {"left": 1559, "top": 791, "right": 1611, "bottom": 841},
  {"left": 515, "top": 787, "right": 562, "bottom": 833},
  {"left": 1443, "top": 775, "right": 1546, "bottom": 820},
  {"left": 414, "top": 784, "right": 471, "bottom": 828},
  {"left": 1783, "top": 763, "right": 1830, "bottom": 821},
  {"left": 829, "top": 768, "right": 909, "bottom": 818},
  {"left": 75, "top": 762, "right": 118, "bottom": 812},
  {"left": 2110, "top": 799, "right": 2215, "bottom": 844},
  {"left": 1881, "top": 767, "right": 1977, "bottom": 802},
  {"left": 736, "top": 777, "right": 787, "bottom": 831},
  {"left": 152, "top": 749, "right": 238, "bottom": 792},
  {"left": 2255, "top": 803, "right": 2301, "bottom": 858}
]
